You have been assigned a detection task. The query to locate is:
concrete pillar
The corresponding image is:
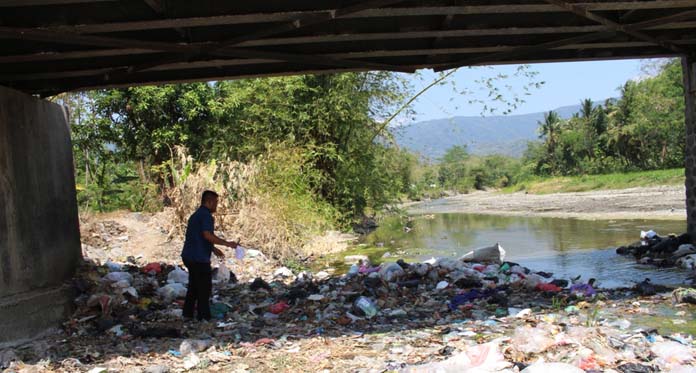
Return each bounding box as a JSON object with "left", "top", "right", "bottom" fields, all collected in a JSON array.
[
  {"left": 0, "top": 86, "right": 81, "bottom": 346},
  {"left": 683, "top": 56, "right": 696, "bottom": 237}
]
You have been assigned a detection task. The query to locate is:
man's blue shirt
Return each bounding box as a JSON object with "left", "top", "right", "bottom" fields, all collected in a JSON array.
[{"left": 181, "top": 206, "right": 215, "bottom": 263}]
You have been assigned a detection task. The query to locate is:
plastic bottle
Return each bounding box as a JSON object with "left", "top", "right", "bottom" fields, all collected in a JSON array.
[{"left": 354, "top": 296, "right": 378, "bottom": 318}]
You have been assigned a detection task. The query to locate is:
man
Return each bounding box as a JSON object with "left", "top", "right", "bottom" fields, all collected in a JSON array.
[{"left": 181, "top": 190, "right": 237, "bottom": 321}]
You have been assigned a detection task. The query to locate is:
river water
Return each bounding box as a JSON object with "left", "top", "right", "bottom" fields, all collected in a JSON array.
[{"left": 353, "top": 211, "right": 690, "bottom": 288}]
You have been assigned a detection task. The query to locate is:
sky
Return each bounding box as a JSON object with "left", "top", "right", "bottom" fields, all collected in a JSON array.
[{"left": 406, "top": 58, "right": 664, "bottom": 123}]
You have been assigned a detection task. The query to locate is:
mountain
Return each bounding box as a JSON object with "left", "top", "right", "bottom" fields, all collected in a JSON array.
[{"left": 393, "top": 104, "right": 582, "bottom": 159}]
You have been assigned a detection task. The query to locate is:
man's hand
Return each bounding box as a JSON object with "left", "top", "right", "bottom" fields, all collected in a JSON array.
[
  {"left": 226, "top": 240, "right": 238, "bottom": 249},
  {"left": 213, "top": 247, "right": 225, "bottom": 259}
]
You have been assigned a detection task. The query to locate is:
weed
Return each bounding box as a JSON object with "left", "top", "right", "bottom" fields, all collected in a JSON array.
[
  {"left": 551, "top": 296, "right": 567, "bottom": 311},
  {"left": 585, "top": 305, "right": 601, "bottom": 327},
  {"left": 283, "top": 258, "right": 308, "bottom": 274}
]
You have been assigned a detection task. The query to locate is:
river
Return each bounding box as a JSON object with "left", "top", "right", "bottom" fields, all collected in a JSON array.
[{"left": 343, "top": 211, "right": 690, "bottom": 288}]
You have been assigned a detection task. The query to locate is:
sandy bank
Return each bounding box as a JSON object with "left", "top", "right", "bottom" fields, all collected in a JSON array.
[{"left": 408, "top": 186, "right": 686, "bottom": 220}]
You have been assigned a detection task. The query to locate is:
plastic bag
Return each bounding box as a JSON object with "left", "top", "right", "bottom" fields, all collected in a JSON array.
[
  {"left": 142, "top": 262, "right": 162, "bottom": 274},
  {"left": 570, "top": 283, "right": 596, "bottom": 297},
  {"left": 522, "top": 273, "right": 545, "bottom": 290},
  {"left": 536, "top": 283, "right": 562, "bottom": 292},
  {"left": 235, "top": 245, "right": 246, "bottom": 260},
  {"left": 640, "top": 230, "right": 657, "bottom": 239},
  {"left": 435, "top": 257, "right": 465, "bottom": 272},
  {"left": 103, "top": 272, "right": 133, "bottom": 283},
  {"left": 105, "top": 260, "right": 122, "bottom": 272},
  {"left": 460, "top": 243, "right": 506, "bottom": 264},
  {"left": 214, "top": 260, "right": 230, "bottom": 284},
  {"left": 673, "top": 244, "right": 696, "bottom": 258},
  {"left": 521, "top": 362, "right": 584, "bottom": 373},
  {"left": 650, "top": 341, "right": 693, "bottom": 364},
  {"left": 512, "top": 326, "right": 555, "bottom": 354},
  {"left": 402, "top": 342, "right": 509, "bottom": 372},
  {"left": 110, "top": 279, "right": 131, "bottom": 289},
  {"left": 158, "top": 283, "right": 187, "bottom": 302},
  {"left": 180, "top": 339, "right": 211, "bottom": 356},
  {"left": 379, "top": 262, "right": 405, "bottom": 282},
  {"left": 167, "top": 266, "right": 189, "bottom": 285},
  {"left": 269, "top": 301, "right": 290, "bottom": 314},
  {"left": 448, "top": 289, "right": 494, "bottom": 310}
]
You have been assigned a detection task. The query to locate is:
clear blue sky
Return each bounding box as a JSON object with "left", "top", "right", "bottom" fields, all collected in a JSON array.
[{"left": 406, "top": 58, "right": 661, "bottom": 123}]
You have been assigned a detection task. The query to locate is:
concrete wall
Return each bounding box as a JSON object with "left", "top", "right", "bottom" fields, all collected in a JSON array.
[
  {"left": 684, "top": 57, "right": 696, "bottom": 237},
  {"left": 0, "top": 86, "right": 81, "bottom": 345}
]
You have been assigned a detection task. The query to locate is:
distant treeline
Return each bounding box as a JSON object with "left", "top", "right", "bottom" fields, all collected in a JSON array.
[{"left": 408, "top": 59, "right": 686, "bottom": 196}]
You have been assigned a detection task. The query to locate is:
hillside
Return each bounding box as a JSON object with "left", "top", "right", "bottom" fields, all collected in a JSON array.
[{"left": 394, "top": 104, "right": 582, "bottom": 159}]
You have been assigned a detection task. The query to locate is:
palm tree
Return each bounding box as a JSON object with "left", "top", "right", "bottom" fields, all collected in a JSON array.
[
  {"left": 538, "top": 110, "right": 561, "bottom": 146},
  {"left": 580, "top": 98, "right": 594, "bottom": 119}
]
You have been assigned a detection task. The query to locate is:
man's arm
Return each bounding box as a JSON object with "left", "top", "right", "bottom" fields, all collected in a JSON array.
[{"left": 202, "top": 231, "right": 237, "bottom": 248}]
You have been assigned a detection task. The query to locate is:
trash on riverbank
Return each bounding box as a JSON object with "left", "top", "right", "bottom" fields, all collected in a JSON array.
[
  {"left": 4, "top": 238, "right": 696, "bottom": 372},
  {"left": 616, "top": 230, "right": 693, "bottom": 270}
]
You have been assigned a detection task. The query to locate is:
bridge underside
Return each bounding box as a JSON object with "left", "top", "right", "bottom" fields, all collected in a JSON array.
[
  {"left": 1, "top": 0, "right": 696, "bottom": 95},
  {"left": 2, "top": 0, "right": 696, "bottom": 344}
]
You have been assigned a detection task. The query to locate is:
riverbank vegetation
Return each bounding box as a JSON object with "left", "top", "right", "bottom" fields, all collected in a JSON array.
[
  {"left": 502, "top": 168, "right": 683, "bottom": 194},
  {"left": 59, "top": 59, "right": 686, "bottom": 258}
]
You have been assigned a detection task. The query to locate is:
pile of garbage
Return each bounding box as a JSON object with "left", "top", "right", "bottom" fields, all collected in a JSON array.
[
  {"left": 80, "top": 220, "right": 130, "bottom": 249},
  {"left": 3, "top": 243, "right": 696, "bottom": 372},
  {"left": 616, "top": 230, "right": 696, "bottom": 270}
]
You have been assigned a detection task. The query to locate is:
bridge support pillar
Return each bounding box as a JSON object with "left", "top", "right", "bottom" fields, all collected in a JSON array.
[{"left": 0, "top": 86, "right": 81, "bottom": 346}]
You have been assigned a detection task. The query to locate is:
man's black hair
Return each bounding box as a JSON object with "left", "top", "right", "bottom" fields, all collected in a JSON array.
[{"left": 201, "top": 190, "right": 218, "bottom": 205}]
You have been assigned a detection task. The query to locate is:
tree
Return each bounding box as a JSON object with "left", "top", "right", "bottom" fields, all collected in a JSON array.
[
  {"left": 88, "top": 72, "right": 413, "bottom": 220},
  {"left": 438, "top": 145, "right": 470, "bottom": 190},
  {"left": 538, "top": 111, "right": 561, "bottom": 145},
  {"left": 525, "top": 58, "right": 686, "bottom": 176}
]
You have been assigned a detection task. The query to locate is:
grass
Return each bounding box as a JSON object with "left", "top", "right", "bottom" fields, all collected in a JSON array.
[{"left": 503, "top": 168, "right": 684, "bottom": 194}]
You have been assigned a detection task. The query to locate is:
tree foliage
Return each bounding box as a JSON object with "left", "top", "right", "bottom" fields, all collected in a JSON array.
[
  {"left": 61, "top": 72, "right": 414, "bottom": 221},
  {"left": 526, "top": 59, "right": 684, "bottom": 175}
]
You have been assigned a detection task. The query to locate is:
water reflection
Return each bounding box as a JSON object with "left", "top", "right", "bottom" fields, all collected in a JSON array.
[{"left": 361, "top": 213, "right": 688, "bottom": 287}]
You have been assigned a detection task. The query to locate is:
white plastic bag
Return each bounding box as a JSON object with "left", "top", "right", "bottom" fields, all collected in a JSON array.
[
  {"left": 435, "top": 257, "right": 464, "bottom": 272},
  {"left": 110, "top": 279, "right": 131, "bottom": 289},
  {"left": 402, "top": 342, "right": 509, "bottom": 372},
  {"left": 103, "top": 272, "right": 133, "bottom": 283},
  {"left": 460, "top": 243, "right": 506, "bottom": 264},
  {"left": 167, "top": 266, "right": 189, "bottom": 285},
  {"left": 215, "top": 260, "right": 231, "bottom": 284},
  {"left": 157, "top": 283, "right": 187, "bottom": 302},
  {"left": 651, "top": 341, "right": 694, "bottom": 364},
  {"left": 512, "top": 326, "right": 555, "bottom": 354}
]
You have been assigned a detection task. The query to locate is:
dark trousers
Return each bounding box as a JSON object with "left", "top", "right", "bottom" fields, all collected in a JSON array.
[{"left": 182, "top": 259, "right": 212, "bottom": 320}]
